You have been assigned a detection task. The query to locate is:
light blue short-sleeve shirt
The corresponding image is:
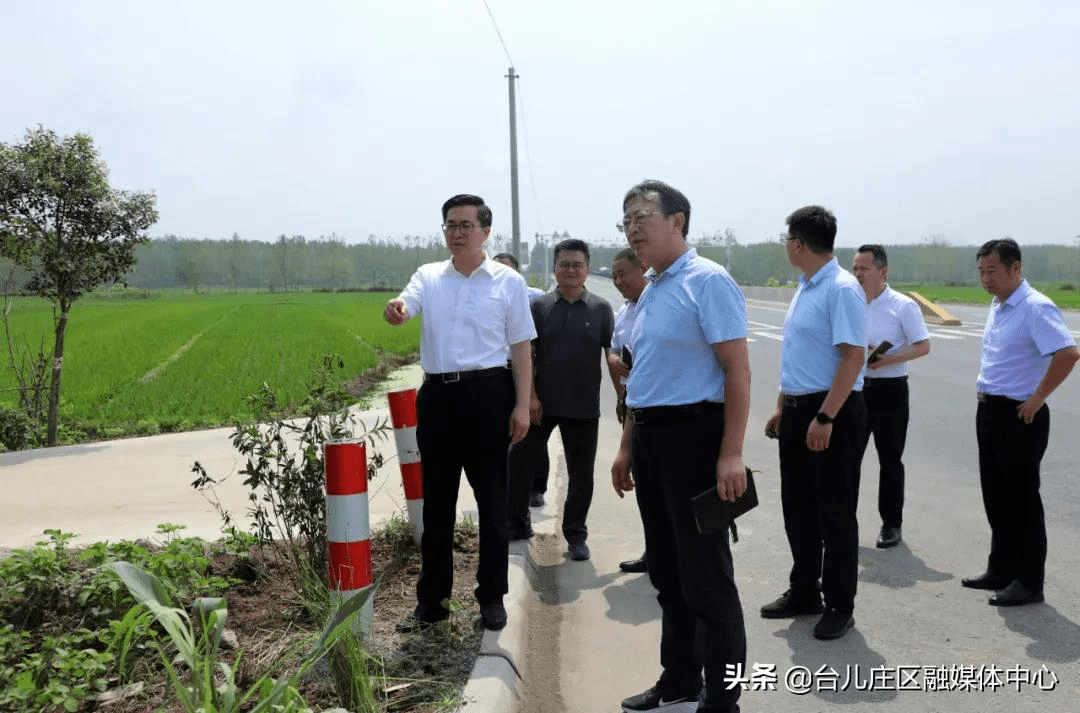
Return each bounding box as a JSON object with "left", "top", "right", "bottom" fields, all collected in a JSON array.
[
  {"left": 780, "top": 257, "right": 867, "bottom": 394},
  {"left": 626, "top": 249, "right": 747, "bottom": 408},
  {"left": 976, "top": 279, "right": 1076, "bottom": 400}
]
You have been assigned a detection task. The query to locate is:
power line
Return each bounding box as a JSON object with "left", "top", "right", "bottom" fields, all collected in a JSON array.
[
  {"left": 482, "top": 2, "right": 543, "bottom": 249},
  {"left": 482, "top": 0, "right": 514, "bottom": 66},
  {"left": 515, "top": 82, "right": 543, "bottom": 235}
]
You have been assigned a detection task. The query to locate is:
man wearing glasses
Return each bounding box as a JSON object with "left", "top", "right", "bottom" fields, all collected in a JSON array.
[
  {"left": 383, "top": 194, "right": 534, "bottom": 632},
  {"left": 507, "top": 238, "right": 614, "bottom": 562},
  {"left": 762, "top": 206, "right": 866, "bottom": 641},
  {"left": 610, "top": 180, "right": 750, "bottom": 713}
]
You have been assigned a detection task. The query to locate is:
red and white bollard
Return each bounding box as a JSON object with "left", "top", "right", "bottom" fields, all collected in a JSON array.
[
  {"left": 323, "top": 439, "right": 373, "bottom": 633},
  {"left": 387, "top": 389, "right": 424, "bottom": 546}
]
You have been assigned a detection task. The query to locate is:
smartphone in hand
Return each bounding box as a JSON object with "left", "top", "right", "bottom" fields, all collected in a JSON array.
[{"left": 867, "top": 340, "right": 893, "bottom": 364}]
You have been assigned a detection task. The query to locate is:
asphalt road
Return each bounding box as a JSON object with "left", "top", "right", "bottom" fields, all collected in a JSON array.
[{"left": 522, "top": 277, "right": 1080, "bottom": 713}]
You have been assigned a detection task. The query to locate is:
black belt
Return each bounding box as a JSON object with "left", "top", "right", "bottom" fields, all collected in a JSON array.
[
  {"left": 781, "top": 391, "right": 828, "bottom": 408},
  {"left": 863, "top": 375, "right": 908, "bottom": 385},
  {"left": 629, "top": 401, "right": 723, "bottom": 426},
  {"left": 977, "top": 392, "right": 1022, "bottom": 407},
  {"left": 424, "top": 366, "right": 508, "bottom": 384}
]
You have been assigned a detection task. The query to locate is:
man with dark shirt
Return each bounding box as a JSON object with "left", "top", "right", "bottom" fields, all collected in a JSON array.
[{"left": 507, "top": 238, "right": 614, "bottom": 561}]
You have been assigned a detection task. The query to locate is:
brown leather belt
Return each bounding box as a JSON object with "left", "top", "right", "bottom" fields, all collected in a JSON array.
[{"left": 977, "top": 392, "right": 1022, "bottom": 406}]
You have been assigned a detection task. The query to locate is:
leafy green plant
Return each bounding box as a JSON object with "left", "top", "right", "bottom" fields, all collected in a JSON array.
[
  {"left": 0, "top": 626, "right": 113, "bottom": 713},
  {"left": 99, "top": 604, "right": 157, "bottom": 683},
  {"left": 109, "top": 560, "right": 374, "bottom": 713},
  {"left": 0, "top": 529, "right": 80, "bottom": 628},
  {"left": 191, "top": 355, "right": 390, "bottom": 608}
]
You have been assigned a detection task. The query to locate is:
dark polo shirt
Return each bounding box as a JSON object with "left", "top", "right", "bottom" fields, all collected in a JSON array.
[{"left": 532, "top": 287, "right": 614, "bottom": 419}]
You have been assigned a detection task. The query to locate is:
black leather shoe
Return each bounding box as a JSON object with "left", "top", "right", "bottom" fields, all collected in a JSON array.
[
  {"left": 988, "top": 580, "right": 1044, "bottom": 607},
  {"left": 568, "top": 542, "right": 591, "bottom": 561},
  {"left": 813, "top": 608, "right": 854, "bottom": 640},
  {"left": 760, "top": 589, "right": 825, "bottom": 619},
  {"left": 876, "top": 526, "right": 901, "bottom": 548},
  {"left": 961, "top": 571, "right": 1011, "bottom": 590},
  {"left": 508, "top": 525, "right": 534, "bottom": 541},
  {"left": 619, "top": 555, "right": 647, "bottom": 573},
  {"left": 480, "top": 601, "right": 507, "bottom": 630}
]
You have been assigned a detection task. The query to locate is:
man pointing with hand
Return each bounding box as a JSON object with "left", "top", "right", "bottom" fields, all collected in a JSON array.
[{"left": 384, "top": 193, "right": 534, "bottom": 632}]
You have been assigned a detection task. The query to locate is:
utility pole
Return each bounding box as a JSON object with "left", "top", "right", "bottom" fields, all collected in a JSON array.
[{"left": 507, "top": 67, "right": 521, "bottom": 262}]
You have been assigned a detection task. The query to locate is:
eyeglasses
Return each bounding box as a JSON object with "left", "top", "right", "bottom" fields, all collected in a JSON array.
[
  {"left": 616, "top": 210, "right": 663, "bottom": 232},
  {"left": 442, "top": 223, "right": 476, "bottom": 234},
  {"left": 557, "top": 261, "right": 587, "bottom": 271}
]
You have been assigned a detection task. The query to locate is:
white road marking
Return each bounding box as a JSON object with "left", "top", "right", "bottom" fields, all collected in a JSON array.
[
  {"left": 927, "top": 331, "right": 964, "bottom": 340},
  {"left": 752, "top": 331, "right": 784, "bottom": 342}
]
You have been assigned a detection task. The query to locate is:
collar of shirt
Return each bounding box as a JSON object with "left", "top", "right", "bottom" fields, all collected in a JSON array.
[
  {"left": 441, "top": 254, "right": 496, "bottom": 279},
  {"left": 556, "top": 286, "right": 592, "bottom": 304},
  {"left": 994, "top": 279, "right": 1031, "bottom": 310},
  {"left": 799, "top": 256, "right": 840, "bottom": 290},
  {"left": 643, "top": 248, "right": 696, "bottom": 284},
  {"left": 867, "top": 283, "right": 892, "bottom": 304}
]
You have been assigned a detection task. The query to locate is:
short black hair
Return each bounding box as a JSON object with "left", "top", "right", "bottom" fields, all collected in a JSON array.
[
  {"left": 493, "top": 252, "right": 520, "bottom": 269},
  {"left": 622, "top": 180, "right": 691, "bottom": 238},
  {"left": 612, "top": 247, "right": 641, "bottom": 267},
  {"left": 976, "top": 238, "right": 1022, "bottom": 268},
  {"left": 441, "top": 194, "right": 492, "bottom": 228},
  {"left": 786, "top": 205, "right": 837, "bottom": 254},
  {"left": 857, "top": 244, "right": 888, "bottom": 268},
  {"left": 553, "top": 238, "right": 590, "bottom": 265}
]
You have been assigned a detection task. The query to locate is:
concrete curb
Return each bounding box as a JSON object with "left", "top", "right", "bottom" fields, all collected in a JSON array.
[
  {"left": 458, "top": 551, "right": 534, "bottom": 712},
  {"left": 456, "top": 452, "right": 564, "bottom": 713}
]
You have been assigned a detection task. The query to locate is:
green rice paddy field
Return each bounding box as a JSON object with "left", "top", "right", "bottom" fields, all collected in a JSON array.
[
  {"left": 0, "top": 291, "right": 419, "bottom": 431},
  {"left": 898, "top": 283, "right": 1080, "bottom": 308}
]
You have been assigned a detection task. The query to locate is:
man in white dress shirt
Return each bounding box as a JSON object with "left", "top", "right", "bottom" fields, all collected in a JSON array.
[
  {"left": 384, "top": 194, "right": 534, "bottom": 631},
  {"left": 851, "top": 245, "right": 930, "bottom": 549}
]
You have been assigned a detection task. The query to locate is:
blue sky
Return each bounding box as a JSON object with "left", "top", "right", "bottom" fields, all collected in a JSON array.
[{"left": 3, "top": 0, "right": 1078, "bottom": 248}]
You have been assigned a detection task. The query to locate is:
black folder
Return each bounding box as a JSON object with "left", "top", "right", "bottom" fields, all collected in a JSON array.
[{"left": 691, "top": 467, "right": 758, "bottom": 541}]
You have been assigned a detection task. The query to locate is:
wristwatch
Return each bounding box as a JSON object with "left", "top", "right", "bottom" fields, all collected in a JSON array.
[{"left": 815, "top": 412, "right": 834, "bottom": 425}]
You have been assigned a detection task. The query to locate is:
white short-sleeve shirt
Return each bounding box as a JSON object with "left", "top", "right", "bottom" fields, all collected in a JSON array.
[
  {"left": 397, "top": 257, "right": 536, "bottom": 374},
  {"left": 865, "top": 285, "right": 930, "bottom": 379}
]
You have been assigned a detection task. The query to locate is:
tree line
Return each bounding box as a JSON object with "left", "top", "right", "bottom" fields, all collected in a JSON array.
[{"left": 4, "top": 234, "right": 1063, "bottom": 293}]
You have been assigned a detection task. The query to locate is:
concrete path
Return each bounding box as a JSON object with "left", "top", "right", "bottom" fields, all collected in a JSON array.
[{"left": 0, "top": 364, "right": 477, "bottom": 554}]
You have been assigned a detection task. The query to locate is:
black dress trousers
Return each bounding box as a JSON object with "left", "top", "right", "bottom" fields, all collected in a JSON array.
[{"left": 413, "top": 371, "right": 514, "bottom": 619}]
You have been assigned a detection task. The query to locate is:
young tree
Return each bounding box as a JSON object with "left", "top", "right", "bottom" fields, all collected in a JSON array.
[{"left": 0, "top": 127, "right": 158, "bottom": 445}]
